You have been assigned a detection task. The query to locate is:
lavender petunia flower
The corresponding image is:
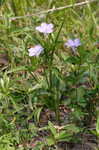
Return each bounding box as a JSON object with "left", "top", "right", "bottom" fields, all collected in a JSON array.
[
  {"left": 36, "top": 22, "right": 54, "bottom": 34},
  {"left": 65, "top": 38, "right": 81, "bottom": 48},
  {"left": 28, "top": 45, "right": 44, "bottom": 57}
]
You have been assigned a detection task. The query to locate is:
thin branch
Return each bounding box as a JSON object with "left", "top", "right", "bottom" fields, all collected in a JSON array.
[{"left": 0, "top": 0, "right": 98, "bottom": 21}]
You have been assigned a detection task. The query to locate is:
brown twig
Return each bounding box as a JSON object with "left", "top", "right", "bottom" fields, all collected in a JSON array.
[{"left": 0, "top": 0, "right": 98, "bottom": 21}]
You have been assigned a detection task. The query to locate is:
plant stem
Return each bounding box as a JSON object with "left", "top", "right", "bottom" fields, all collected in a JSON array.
[{"left": 55, "top": 107, "right": 60, "bottom": 124}]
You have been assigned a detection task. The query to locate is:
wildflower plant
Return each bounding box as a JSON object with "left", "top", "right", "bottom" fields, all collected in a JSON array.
[{"left": 27, "top": 21, "right": 65, "bottom": 122}]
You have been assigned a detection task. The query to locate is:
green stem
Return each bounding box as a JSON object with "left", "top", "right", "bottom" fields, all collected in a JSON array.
[
  {"left": 55, "top": 89, "right": 60, "bottom": 124},
  {"left": 55, "top": 107, "right": 60, "bottom": 124}
]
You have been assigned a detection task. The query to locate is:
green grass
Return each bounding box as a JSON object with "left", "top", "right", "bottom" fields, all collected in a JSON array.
[{"left": 0, "top": 0, "right": 99, "bottom": 149}]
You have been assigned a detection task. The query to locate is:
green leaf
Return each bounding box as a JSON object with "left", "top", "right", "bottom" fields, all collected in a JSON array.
[
  {"left": 34, "top": 107, "right": 43, "bottom": 123},
  {"left": 46, "top": 137, "right": 55, "bottom": 146},
  {"left": 64, "top": 124, "right": 80, "bottom": 133},
  {"left": 96, "top": 116, "right": 99, "bottom": 136},
  {"left": 48, "top": 121, "right": 57, "bottom": 136},
  {"left": 55, "top": 130, "right": 72, "bottom": 141},
  {"left": 7, "top": 66, "right": 27, "bottom": 74},
  {"left": 66, "top": 56, "right": 81, "bottom": 64}
]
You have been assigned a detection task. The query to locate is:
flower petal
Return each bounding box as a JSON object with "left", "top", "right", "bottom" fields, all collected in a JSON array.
[
  {"left": 28, "top": 45, "right": 44, "bottom": 57},
  {"left": 36, "top": 22, "right": 54, "bottom": 34},
  {"left": 74, "top": 39, "right": 81, "bottom": 47}
]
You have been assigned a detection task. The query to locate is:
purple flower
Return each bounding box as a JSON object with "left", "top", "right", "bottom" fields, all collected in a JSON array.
[
  {"left": 28, "top": 45, "right": 44, "bottom": 57},
  {"left": 36, "top": 22, "right": 54, "bottom": 34},
  {"left": 65, "top": 39, "right": 81, "bottom": 48}
]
